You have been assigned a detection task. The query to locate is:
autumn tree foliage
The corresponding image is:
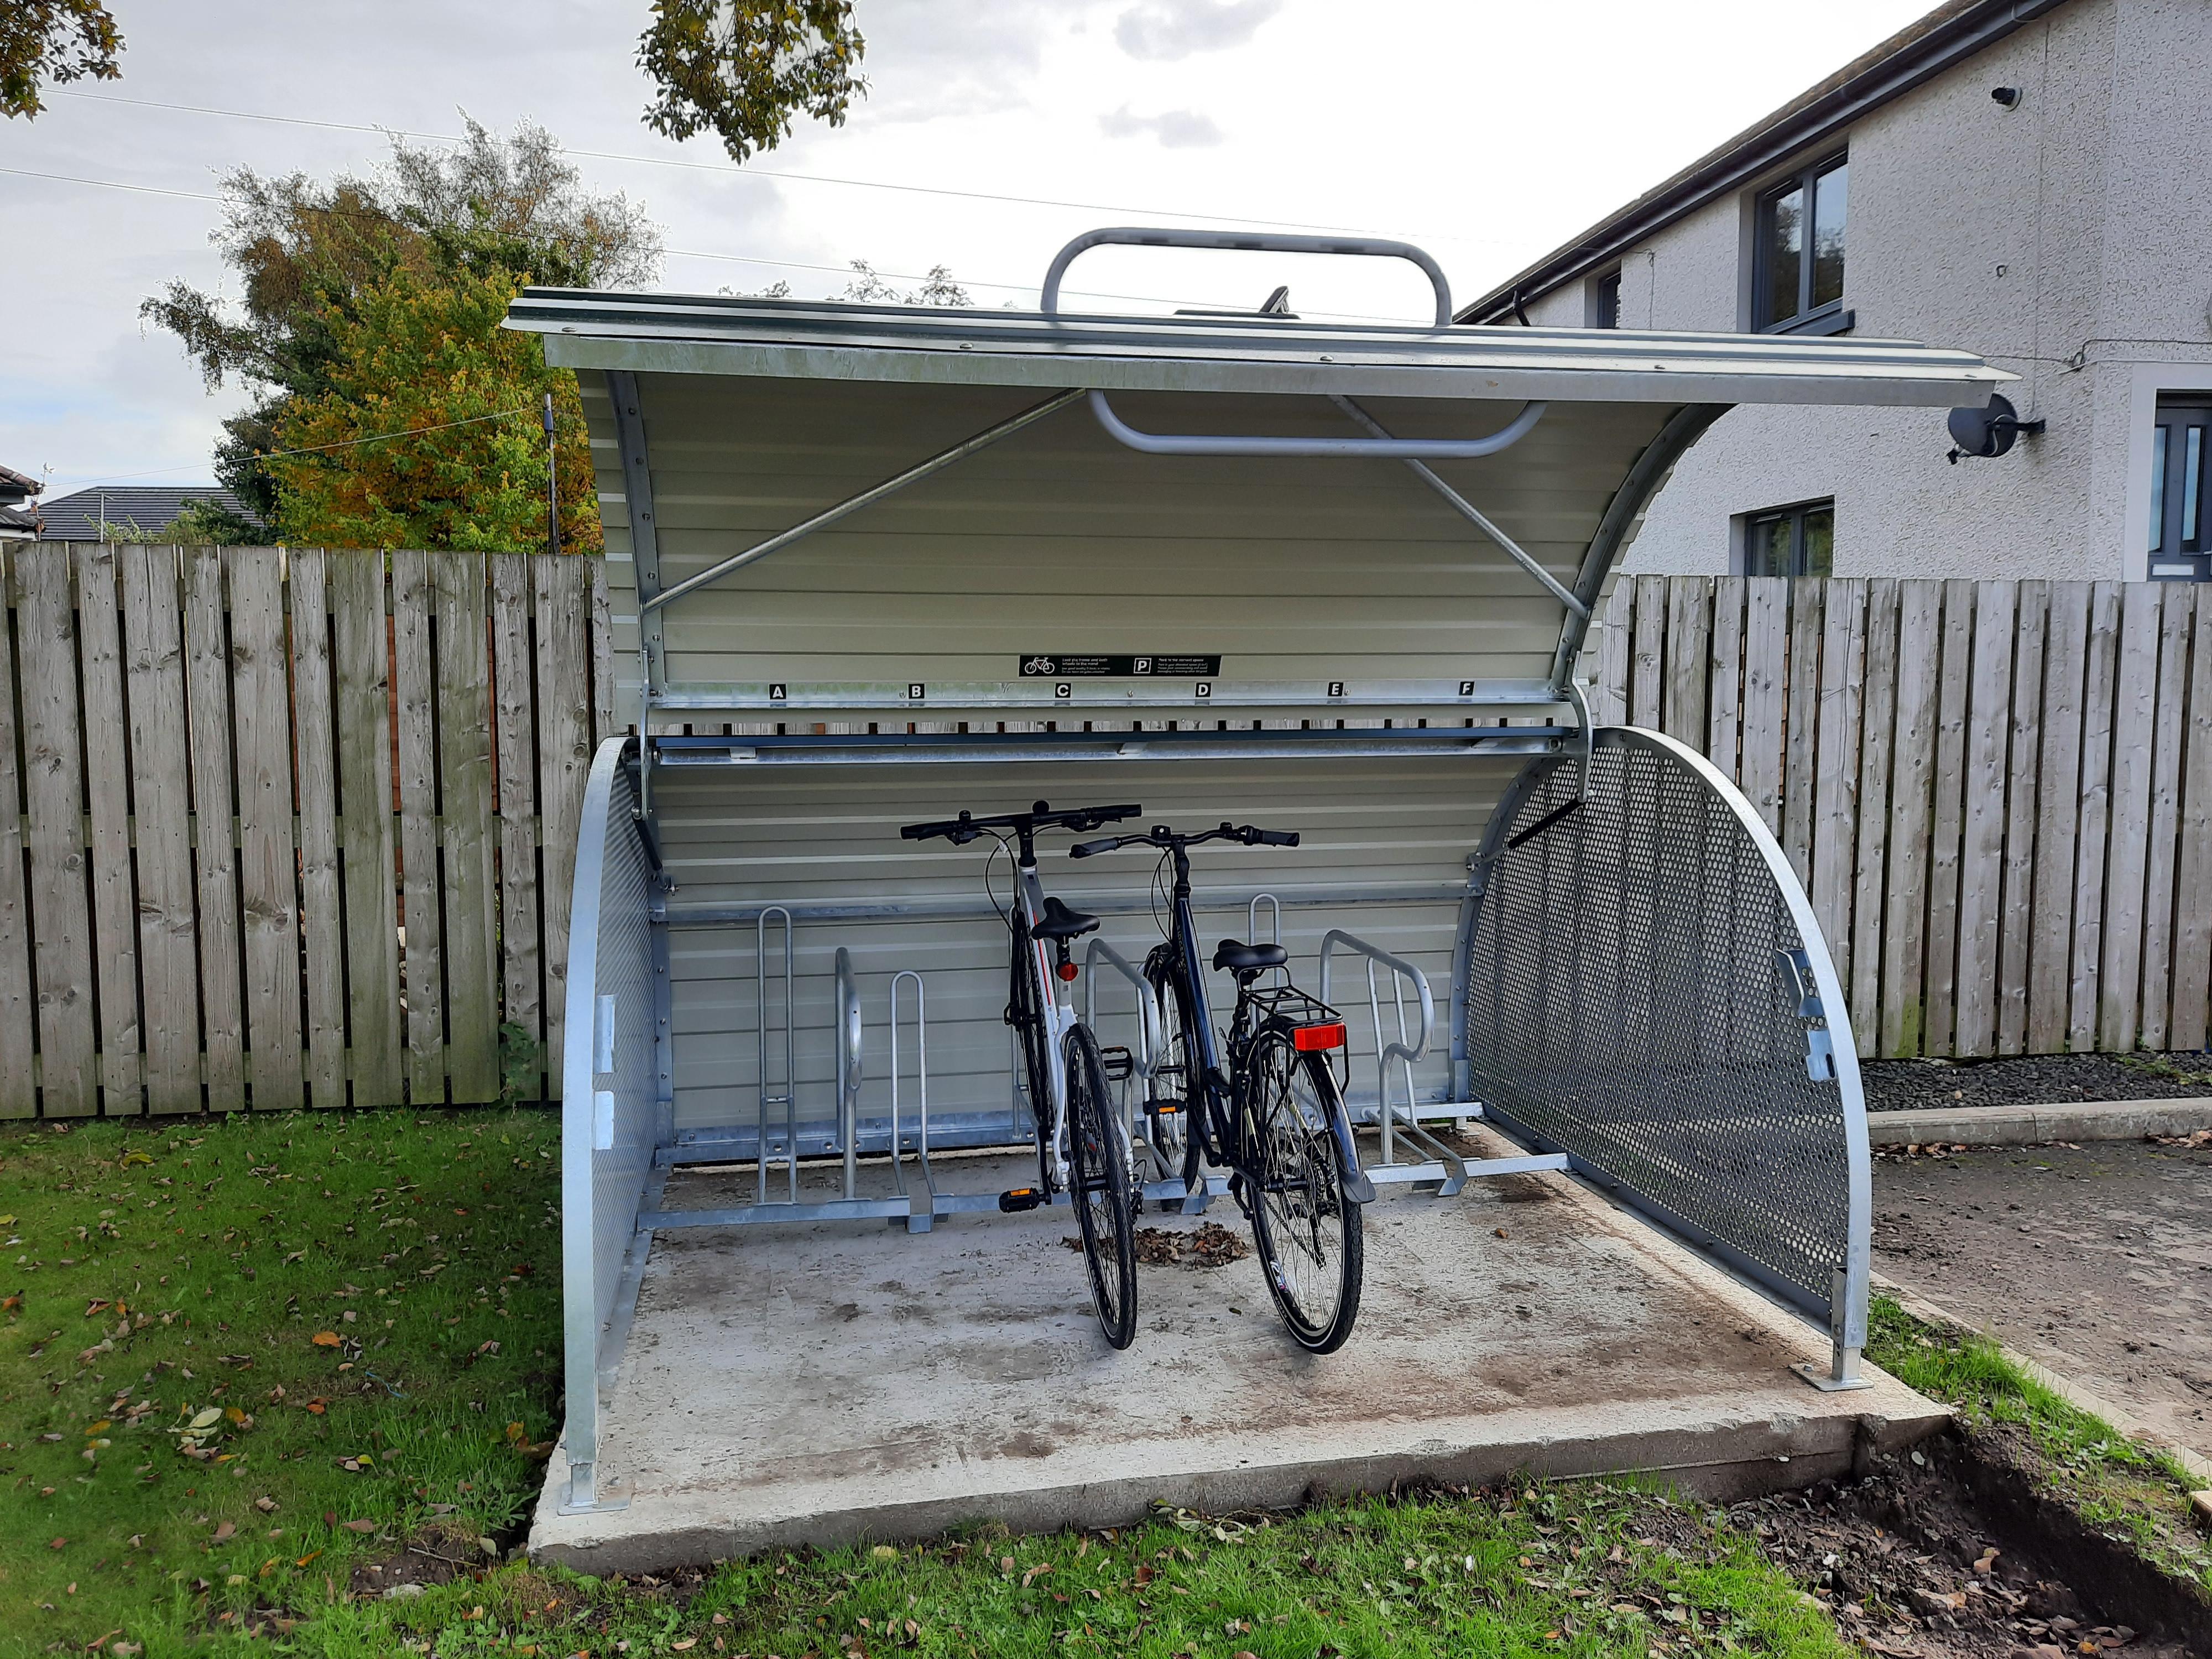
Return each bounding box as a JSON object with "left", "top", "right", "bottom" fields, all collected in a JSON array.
[{"left": 143, "top": 119, "right": 657, "bottom": 551}]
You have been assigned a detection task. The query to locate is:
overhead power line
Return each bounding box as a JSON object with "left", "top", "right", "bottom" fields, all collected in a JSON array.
[
  {"left": 0, "top": 165, "right": 1420, "bottom": 321},
  {"left": 50, "top": 88, "right": 1401, "bottom": 238}
]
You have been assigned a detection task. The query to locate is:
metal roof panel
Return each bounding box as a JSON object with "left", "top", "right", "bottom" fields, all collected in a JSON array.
[{"left": 510, "top": 288, "right": 2010, "bottom": 408}]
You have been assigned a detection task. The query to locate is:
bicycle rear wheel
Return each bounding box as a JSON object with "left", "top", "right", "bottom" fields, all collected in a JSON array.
[
  {"left": 1065, "top": 1022, "right": 1139, "bottom": 1349},
  {"left": 1245, "top": 1034, "right": 1363, "bottom": 1353}
]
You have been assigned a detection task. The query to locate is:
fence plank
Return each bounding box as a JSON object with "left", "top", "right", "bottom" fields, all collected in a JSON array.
[
  {"left": 1708, "top": 575, "right": 1745, "bottom": 782},
  {"left": 332, "top": 553, "right": 402, "bottom": 1107},
  {"left": 2137, "top": 586, "right": 2193, "bottom": 1051},
  {"left": 2068, "top": 582, "right": 2122, "bottom": 1052},
  {"left": 1740, "top": 578, "right": 1788, "bottom": 836},
  {"left": 228, "top": 547, "right": 305, "bottom": 1107},
  {"left": 536, "top": 555, "right": 592, "bottom": 1098},
  {"left": 123, "top": 547, "right": 200, "bottom": 1113},
  {"left": 1996, "top": 581, "right": 2048, "bottom": 1055},
  {"left": 289, "top": 552, "right": 347, "bottom": 1106},
  {"left": 2171, "top": 590, "right": 2212, "bottom": 1052},
  {"left": 16, "top": 549, "right": 95, "bottom": 1114},
  {"left": 1781, "top": 580, "right": 1824, "bottom": 888},
  {"left": 1662, "top": 577, "right": 1710, "bottom": 748},
  {"left": 1850, "top": 579, "right": 1900, "bottom": 1052},
  {"left": 392, "top": 550, "right": 445, "bottom": 1102},
  {"left": 1953, "top": 581, "right": 2015, "bottom": 1058},
  {"left": 1810, "top": 578, "right": 1865, "bottom": 988},
  {"left": 1881, "top": 581, "right": 1942, "bottom": 1057},
  {"left": 2098, "top": 583, "right": 2160, "bottom": 1052},
  {"left": 437, "top": 553, "right": 499, "bottom": 1102},
  {"left": 0, "top": 555, "right": 38, "bottom": 1114},
  {"left": 74, "top": 545, "right": 142, "bottom": 1110},
  {"left": 492, "top": 555, "right": 542, "bottom": 1098},
  {"left": 1922, "top": 580, "right": 1976, "bottom": 1058},
  {"left": 1595, "top": 582, "right": 1629, "bottom": 727},
  {"left": 184, "top": 549, "right": 246, "bottom": 1110},
  {"left": 2029, "top": 585, "right": 2089, "bottom": 1052},
  {"left": 1630, "top": 575, "right": 1665, "bottom": 728}
]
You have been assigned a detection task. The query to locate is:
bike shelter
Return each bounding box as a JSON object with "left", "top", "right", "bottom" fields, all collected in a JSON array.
[{"left": 512, "top": 233, "right": 2005, "bottom": 1567}]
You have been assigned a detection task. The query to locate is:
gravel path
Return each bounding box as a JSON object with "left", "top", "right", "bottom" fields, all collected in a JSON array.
[
  {"left": 1871, "top": 1139, "right": 2212, "bottom": 1459},
  {"left": 1861, "top": 1052, "right": 2212, "bottom": 1112}
]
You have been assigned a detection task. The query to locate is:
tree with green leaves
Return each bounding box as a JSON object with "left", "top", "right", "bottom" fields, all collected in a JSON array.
[
  {"left": 0, "top": 0, "right": 120, "bottom": 119},
  {"left": 143, "top": 119, "right": 659, "bottom": 549},
  {"left": 638, "top": 0, "right": 867, "bottom": 162}
]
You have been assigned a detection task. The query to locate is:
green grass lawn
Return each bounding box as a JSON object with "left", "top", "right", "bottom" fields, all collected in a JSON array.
[
  {"left": 3, "top": 1105, "right": 1861, "bottom": 1657},
  {"left": 0, "top": 1107, "right": 564, "bottom": 1657}
]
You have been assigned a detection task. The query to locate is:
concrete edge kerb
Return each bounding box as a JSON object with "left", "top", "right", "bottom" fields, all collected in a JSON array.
[
  {"left": 1867, "top": 1098, "right": 2212, "bottom": 1149},
  {"left": 1871, "top": 1274, "right": 2212, "bottom": 1488}
]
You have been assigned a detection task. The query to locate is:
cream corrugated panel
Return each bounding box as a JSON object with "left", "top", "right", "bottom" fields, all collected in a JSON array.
[
  {"left": 652, "top": 754, "right": 1512, "bottom": 1136},
  {"left": 587, "top": 372, "right": 1668, "bottom": 705}
]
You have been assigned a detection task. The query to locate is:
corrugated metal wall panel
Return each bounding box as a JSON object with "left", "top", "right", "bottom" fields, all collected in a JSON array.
[
  {"left": 583, "top": 373, "right": 1670, "bottom": 712},
  {"left": 653, "top": 754, "right": 1513, "bottom": 1139}
]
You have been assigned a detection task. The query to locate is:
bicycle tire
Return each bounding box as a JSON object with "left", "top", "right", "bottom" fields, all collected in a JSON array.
[
  {"left": 1245, "top": 1035, "right": 1363, "bottom": 1353},
  {"left": 1065, "top": 1022, "right": 1139, "bottom": 1350},
  {"left": 1145, "top": 961, "right": 1197, "bottom": 1184}
]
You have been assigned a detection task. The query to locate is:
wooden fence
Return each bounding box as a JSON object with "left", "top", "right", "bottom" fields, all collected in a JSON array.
[
  {"left": 1598, "top": 576, "right": 2212, "bottom": 1060},
  {"left": 0, "top": 544, "right": 614, "bottom": 1116}
]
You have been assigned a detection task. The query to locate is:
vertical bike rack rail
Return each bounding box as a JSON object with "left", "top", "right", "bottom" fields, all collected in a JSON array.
[
  {"left": 888, "top": 969, "right": 937, "bottom": 1233},
  {"left": 834, "top": 947, "right": 863, "bottom": 1200},
  {"left": 756, "top": 907, "right": 796, "bottom": 1204},
  {"left": 1318, "top": 930, "right": 1470, "bottom": 1195}
]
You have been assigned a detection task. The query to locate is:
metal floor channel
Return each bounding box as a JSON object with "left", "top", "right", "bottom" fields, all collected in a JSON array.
[{"left": 529, "top": 1131, "right": 1943, "bottom": 1574}]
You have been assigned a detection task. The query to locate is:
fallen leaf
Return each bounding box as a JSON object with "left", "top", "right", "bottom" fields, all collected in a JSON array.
[
  {"left": 311, "top": 1332, "right": 341, "bottom": 1348},
  {"left": 213, "top": 1521, "right": 235, "bottom": 1541},
  {"left": 189, "top": 1407, "right": 222, "bottom": 1431},
  {"left": 342, "top": 1519, "right": 375, "bottom": 1533},
  {"left": 304, "top": 1399, "right": 327, "bottom": 1416},
  {"left": 671, "top": 1644, "right": 696, "bottom": 1653},
  {"left": 1973, "top": 1547, "right": 1999, "bottom": 1575},
  {"left": 50, "top": 1537, "right": 66, "bottom": 1550}
]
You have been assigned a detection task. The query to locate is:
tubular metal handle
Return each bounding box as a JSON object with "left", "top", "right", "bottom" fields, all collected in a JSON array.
[
  {"left": 1089, "top": 388, "right": 1546, "bottom": 461},
  {"left": 1040, "top": 226, "right": 1454, "bottom": 327}
]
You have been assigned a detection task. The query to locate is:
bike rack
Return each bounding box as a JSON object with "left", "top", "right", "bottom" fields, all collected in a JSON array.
[
  {"left": 756, "top": 907, "right": 796, "bottom": 1204},
  {"left": 1318, "top": 931, "right": 1473, "bottom": 1196},
  {"left": 1083, "top": 936, "right": 1159, "bottom": 1161},
  {"left": 540, "top": 222, "right": 1999, "bottom": 1507}
]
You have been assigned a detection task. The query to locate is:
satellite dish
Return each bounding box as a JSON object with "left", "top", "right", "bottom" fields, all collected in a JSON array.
[{"left": 1946, "top": 392, "right": 2042, "bottom": 460}]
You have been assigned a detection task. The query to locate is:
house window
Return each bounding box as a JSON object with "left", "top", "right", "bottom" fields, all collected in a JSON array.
[
  {"left": 1743, "top": 499, "right": 1834, "bottom": 577},
  {"left": 1754, "top": 154, "right": 1850, "bottom": 335},
  {"left": 1593, "top": 268, "right": 1621, "bottom": 329},
  {"left": 2148, "top": 397, "right": 2211, "bottom": 580}
]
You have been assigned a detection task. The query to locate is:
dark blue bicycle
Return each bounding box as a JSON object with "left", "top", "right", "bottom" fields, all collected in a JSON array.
[{"left": 1071, "top": 820, "right": 1373, "bottom": 1353}]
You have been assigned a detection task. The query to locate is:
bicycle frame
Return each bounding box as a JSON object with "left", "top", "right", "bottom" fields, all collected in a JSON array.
[
  {"left": 1007, "top": 841, "right": 1076, "bottom": 1190},
  {"left": 1150, "top": 842, "right": 1366, "bottom": 1203}
]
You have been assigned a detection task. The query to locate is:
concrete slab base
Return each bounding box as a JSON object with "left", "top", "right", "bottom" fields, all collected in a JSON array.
[{"left": 531, "top": 1131, "right": 1945, "bottom": 1575}]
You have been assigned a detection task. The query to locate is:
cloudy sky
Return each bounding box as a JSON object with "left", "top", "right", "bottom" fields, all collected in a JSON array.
[{"left": 2, "top": 0, "right": 1933, "bottom": 496}]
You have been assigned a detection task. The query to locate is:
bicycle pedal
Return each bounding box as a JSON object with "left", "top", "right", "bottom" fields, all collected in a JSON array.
[
  {"left": 1099, "top": 1045, "right": 1135, "bottom": 1082},
  {"left": 998, "top": 1187, "right": 1046, "bottom": 1213},
  {"left": 1145, "top": 1097, "right": 1183, "bottom": 1115}
]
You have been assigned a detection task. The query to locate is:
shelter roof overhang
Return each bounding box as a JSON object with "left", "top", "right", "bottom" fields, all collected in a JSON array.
[{"left": 508, "top": 288, "right": 2010, "bottom": 410}]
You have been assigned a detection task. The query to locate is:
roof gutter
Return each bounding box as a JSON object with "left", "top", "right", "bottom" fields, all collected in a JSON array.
[{"left": 1459, "top": 0, "right": 2068, "bottom": 323}]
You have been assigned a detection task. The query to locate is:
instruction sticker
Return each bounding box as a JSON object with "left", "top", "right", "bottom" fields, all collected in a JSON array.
[{"left": 1019, "top": 653, "right": 1222, "bottom": 678}]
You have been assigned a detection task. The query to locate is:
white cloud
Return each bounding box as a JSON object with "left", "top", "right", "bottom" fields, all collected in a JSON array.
[
  {"left": 1113, "top": 0, "right": 1282, "bottom": 61},
  {"left": 1098, "top": 105, "right": 1225, "bottom": 148}
]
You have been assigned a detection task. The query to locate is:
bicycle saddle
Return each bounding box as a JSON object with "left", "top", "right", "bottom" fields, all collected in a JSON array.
[
  {"left": 1212, "top": 938, "right": 1288, "bottom": 972},
  {"left": 1031, "top": 896, "right": 1100, "bottom": 941}
]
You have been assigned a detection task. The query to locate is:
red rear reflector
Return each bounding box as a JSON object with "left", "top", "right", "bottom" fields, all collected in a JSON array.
[
  {"left": 1294, "top": 1022, "right": 1347, "bottom": 1051},
  {"left": 1057, "top": 961, "right": 1080, "bottom": 982}
]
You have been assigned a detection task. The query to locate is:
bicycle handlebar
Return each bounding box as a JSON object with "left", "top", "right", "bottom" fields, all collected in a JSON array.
[
  {"left": 900, "top": 800, "right": 1142, "bottom": 844},
  {"left": 1070, "top": 821, "right": 1300, "bottom": 858}
]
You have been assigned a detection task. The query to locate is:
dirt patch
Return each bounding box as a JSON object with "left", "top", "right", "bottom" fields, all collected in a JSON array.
[
  {"left": 349, "top": 1516, "right": 495, "bottom": 1599},
  {"left": 1870, "top": 1140, "right": 2212, "bottom": 1459},
  {"left": 1862, "top": 1053, "right": 2212, "bottom": 1112},
  {"left": 1739, "top": 1429, "right": 2210, "bottom": 1659}
]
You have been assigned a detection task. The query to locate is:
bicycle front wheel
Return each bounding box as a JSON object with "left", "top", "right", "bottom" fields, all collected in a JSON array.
[
  {"left": 1065, "top": 1022, "right": 1139, "bottom": 1350},
  {"left": 1246, "top": 1035, "right": 1363, "bottom": 1353}
]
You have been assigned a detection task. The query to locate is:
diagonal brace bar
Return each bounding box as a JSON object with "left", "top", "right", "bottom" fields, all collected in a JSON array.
[
  {"left": 1331, "top": 394, "right": 1587, "bottom": 618},
  {"left": 643, "top": 388, "right": 1086, "bottom": 615}
]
